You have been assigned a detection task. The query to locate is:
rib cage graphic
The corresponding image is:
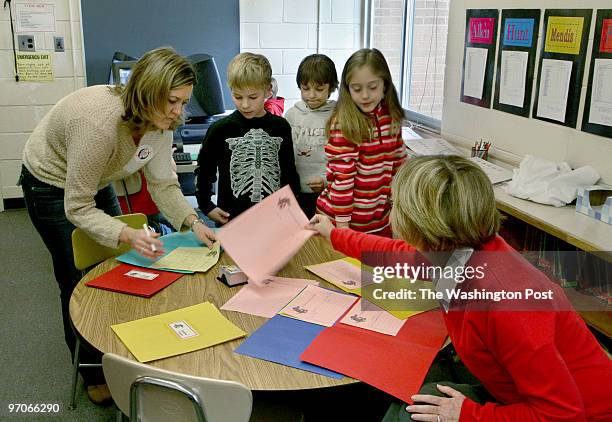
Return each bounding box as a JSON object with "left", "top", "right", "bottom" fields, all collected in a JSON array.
[{"left": 226, "top": 128, "right": 282, "bottom": 202}]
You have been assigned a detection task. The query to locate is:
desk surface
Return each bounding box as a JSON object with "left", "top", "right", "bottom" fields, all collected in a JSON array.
[
  {"left": 494, "top": 186, "right": 612, "bottom": 258},
  {"left": 69, "top": 236, "right": 357, "bottom": 391}
]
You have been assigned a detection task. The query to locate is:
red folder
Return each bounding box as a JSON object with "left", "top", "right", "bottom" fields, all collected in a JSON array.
[
  {"left": 301, "top": 310, "right": 447, "bottom": 404},
  {"left": 85, "top": 264, "right": 183, "bottom": 297}
]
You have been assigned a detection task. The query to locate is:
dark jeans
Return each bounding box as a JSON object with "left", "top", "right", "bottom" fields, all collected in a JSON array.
[
  {"left": 20, "top": 165, "right": 121, "bottom": 385},
  {"left": 382, "top": 345, "right": 493, "bottom": 421}
]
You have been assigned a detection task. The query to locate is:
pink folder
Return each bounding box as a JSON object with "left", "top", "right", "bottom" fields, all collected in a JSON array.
[
  {"left": 217, "top": 186, "right": 313, "bottom": 282},
  {"left": 300, "top": 310, "right": 448, "bottom": 404}
]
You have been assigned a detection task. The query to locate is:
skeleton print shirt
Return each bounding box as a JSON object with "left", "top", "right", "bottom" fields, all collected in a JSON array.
[{"left": 196, "top": 111, "right": 300, "bottom": 221}]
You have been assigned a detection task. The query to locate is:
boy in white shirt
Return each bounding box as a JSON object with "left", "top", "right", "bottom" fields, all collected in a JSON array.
[{"left": 285, "top": 54, "right": 338, "bottom": 217}]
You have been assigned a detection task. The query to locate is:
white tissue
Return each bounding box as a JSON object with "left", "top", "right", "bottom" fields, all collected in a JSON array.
[{"left": 504, "top": 155, "right": 600, "bottom": 207}]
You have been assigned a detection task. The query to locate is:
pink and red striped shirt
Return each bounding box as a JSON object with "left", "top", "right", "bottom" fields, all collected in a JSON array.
[{"left": 316, "top": 103, "right": 407, "bottom": 233}]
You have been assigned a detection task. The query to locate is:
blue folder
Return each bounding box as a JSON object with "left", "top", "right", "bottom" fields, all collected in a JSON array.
[
  {"left": 234, "top": 315, "right": 343, "bottom": 378},
  {"left": 116, "top": 230, "right": 205, "bottom": 274}
]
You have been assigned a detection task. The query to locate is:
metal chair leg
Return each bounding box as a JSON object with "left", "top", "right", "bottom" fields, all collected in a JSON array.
[{"left": 68, "top": 337, "right": 81, "bottom": 410}]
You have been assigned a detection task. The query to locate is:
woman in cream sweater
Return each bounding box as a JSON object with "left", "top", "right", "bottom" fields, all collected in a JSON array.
[{"left": 20, "top": 47, "right": 215, "bottom": 404}]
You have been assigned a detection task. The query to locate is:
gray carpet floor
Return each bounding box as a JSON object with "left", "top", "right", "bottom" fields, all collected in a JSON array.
[{"left": 0, "top": 209, "right": 116, "bottom": 421}]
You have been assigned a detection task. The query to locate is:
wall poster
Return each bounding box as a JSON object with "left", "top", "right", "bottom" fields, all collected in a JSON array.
[
  {"left": 533, "top": 9, "right": 592, "bottom": 128},
  {"left": 582, "top": 9, "right": 612, "bottom": 139},
  {"left": 461, "top": 9, "right": 499, "bottom": 108},
  {"left": 493, "top": 9, "right": 541, "bottom": 117}
]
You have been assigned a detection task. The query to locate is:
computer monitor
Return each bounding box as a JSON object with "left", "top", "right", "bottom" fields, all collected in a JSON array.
[
  {"left": 185, "top": 53, "right": 225, "bottom": 124},
  {"left": 110, "top": 61, "right": 137, "bottom": 86},
  {"left": 108, "top": 51, "right": 138, "bottom": 86}
]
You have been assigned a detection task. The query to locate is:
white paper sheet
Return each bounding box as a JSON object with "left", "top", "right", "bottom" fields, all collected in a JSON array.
[
  {"left": 469, "top": 157, "right": 514, "bottom": 185},
  {"left": 536, "top": 59, "right": 572, "bottom": 122},
  {"left": 404, "top": 138, "right": 462, "bottom": 157},
  {"left": 499, "top": 50, "right": 529, "bottom": 108},
  {"left": 463, "top": 47, "right": 488, "bottom": 100},
  {"left": 588, "top": 59, "right": 612, "bottom": 127}
]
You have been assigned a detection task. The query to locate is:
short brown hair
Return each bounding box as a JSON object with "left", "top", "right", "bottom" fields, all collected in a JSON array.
[
  {"left": 115, "top": 46, "right": 196, "bottom": 133},
  {"left": 227, "top": 52, "right": 272, "bottom": 91},
  {"left": 296, "top": 54, "right": 338, "bottom": 93},
  {"left": 390, "top": 155, "right": 500, "bottom": 251}
]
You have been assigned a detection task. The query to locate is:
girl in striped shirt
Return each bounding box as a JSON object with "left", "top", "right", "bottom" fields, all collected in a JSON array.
[{"left": 316, "top": 48, "right": 407, "bottom": 236}]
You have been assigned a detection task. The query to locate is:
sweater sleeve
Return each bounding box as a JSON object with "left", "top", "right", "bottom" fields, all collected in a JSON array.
[
  {"left": 330, "top": 227, "right": 415, "bottom": 258},
  {"left": 143, "top": 134, "right": 195, "bottom": 231},
  {"left": 459, "top": 311, "right": 587, "bottom": 422},
  {"left": 325, "top": 127, "right": 358, "bottom": 223},
  {"left": 63, "top": 117, "right": 128, "bottom": 248},
  {"left": 278, "top": 118, "right": 301, "bottom": 195},
  {"left": 195, "top": 123, "right": 220, "bottom": 215},
  {"left": 392, "top": 132, "right": 407, "bottom": 174}
]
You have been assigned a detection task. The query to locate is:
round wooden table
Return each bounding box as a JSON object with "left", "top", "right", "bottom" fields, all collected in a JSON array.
[{"left": 69, "top": 236, "right": 358, "bottom": 391}]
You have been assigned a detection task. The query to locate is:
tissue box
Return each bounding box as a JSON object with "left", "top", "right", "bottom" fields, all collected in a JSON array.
[
  {"left": 217, "top": 265, "right": 248, "bottom": 287},
  {"left": 575, "top": 185, "right": 612, "bottom": 225}
]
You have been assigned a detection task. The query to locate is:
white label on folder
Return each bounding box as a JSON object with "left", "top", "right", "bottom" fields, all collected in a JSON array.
[
  {"left": 125, "top": 269, "right": 159, "bottom": 280},
  {"left": 169, "top": 321, "right": 199, "bottom": 339}
]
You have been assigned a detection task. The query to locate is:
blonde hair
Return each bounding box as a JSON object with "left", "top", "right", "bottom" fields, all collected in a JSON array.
[
  {"left": 227, "top": 52, "right": 272, "bottom": 91},
  {"left": 390, "top": 156, "right": 501, "bottom": 251},
  {"left": 114, "top": 46, "right": 196, "bottom": 133},
  {"left": 328, "top": 48, "right": 404, "bottom": 145}
]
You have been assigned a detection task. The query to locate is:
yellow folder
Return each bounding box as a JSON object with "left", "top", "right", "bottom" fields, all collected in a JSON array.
[{"left": 111, "top": 302, "right": 246, "bottom": 362}]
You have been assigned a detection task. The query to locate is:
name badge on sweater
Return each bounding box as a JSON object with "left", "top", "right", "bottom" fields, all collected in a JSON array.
[
  {"left": 123, "top": 144, "right": 154, "bottom": 175},
  {"left": 135, "top": 144, "right": 153, "bottom": 161}
]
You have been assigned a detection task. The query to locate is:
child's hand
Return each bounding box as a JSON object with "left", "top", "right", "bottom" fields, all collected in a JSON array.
[
  {"left": 208, "top": 207, "right": 230, "bottom": 225},
  {"left": 307, "top": 177, "right": 325, "bottom": 193},
  {"left": 306, "top": 214, "right": 334, "bottom": 241}
]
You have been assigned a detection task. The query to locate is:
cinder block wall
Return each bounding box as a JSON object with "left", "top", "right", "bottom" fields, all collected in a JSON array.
[
  {"left": 0, "top": 0, "right": 85, "bottom": 210},
  {"left": 240, "top": 0, "right": 363, "bottom": 110}
]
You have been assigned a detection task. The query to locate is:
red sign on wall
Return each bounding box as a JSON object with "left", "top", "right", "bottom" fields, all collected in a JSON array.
[
  {"left": 600, "top": 19, "right": 612, "bottom": 53},
  {"left": 469, "top": 18, "right": 496, "bottom": 44}
]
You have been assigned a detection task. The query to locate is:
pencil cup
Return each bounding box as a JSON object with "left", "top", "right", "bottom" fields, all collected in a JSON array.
[{"left": 471, "top": 147, "right": 488, "bottom": 161}]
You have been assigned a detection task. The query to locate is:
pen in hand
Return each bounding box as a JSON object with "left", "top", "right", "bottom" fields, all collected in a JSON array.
[{"left": 143, "top": 223, "right": 157, "bottom": 252}]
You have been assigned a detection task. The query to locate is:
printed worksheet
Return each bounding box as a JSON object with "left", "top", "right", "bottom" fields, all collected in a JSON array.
[
  {"left": 151, "top": 243, "right": 220, "bottom": 272},
  {"left": 499, "top": 50, "right": 529, "bottom": 107},
  {"left": 463, "top": 47, "right": 488, "bottom": 99},
  {"left": 404, "top": 138, "right": 462, "bottom": 157},
  {"left": 279, "top": 285, "right": 358, "bottom": 327},
  {"left": 339, "top": 299, "right": 406, "bottom": 336},
  {"left": 589, "top": 59, "right": 612, "bottom": 127},
  {"left": 536, "top": 59, "right": 572, "bottom": 122}
]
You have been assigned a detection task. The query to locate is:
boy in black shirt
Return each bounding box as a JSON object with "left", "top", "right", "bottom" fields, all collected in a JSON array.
[{"left": 196, "top": 53, "right": 300, "bottom": 225}]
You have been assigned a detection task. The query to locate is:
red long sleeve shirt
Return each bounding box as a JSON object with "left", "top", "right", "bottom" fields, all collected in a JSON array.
[
  {"left": 331, "top": 228, "right": 612, "bottom": 421},
  {"left": 316, "top": 103, "right": 406, "bottom": 233}
]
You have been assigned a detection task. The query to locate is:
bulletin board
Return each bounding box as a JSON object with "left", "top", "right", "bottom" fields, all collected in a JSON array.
[
  {"left": 581, "top": 9, "right": 612, "bottom": 139},
  {"left": 533, "top": 9, "right": 592, "bottom": 128},
  {"left": 460, "top": 9, "right": 499, "bottom": 108},
  {"left": 493, "top": 9, "right": 541, "bottom": 117}
]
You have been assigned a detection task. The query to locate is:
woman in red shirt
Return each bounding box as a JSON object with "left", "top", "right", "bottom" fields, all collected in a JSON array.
[{"left": 309, "top": 156, "right": 612, "bottom": 421}]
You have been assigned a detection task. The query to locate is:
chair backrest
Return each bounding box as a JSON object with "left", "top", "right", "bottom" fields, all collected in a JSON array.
[
  {"left": 71, "top": 213, "right": 147, "bottom": 270},
  {"left": 102, "top": 353, "right": 252, "bottom": 422}
]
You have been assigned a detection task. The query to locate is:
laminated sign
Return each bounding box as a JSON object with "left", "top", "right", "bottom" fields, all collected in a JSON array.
[
  {"left": 545, "top": 16, "right": 584, "bottom": 55},
  {"left": 16, "top": 52, "right": 53, "bottom": 81}
]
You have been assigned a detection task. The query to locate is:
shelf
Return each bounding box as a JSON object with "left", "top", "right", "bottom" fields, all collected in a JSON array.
[{"left": 494, "top": 186, "right": 612, "bottom": 261}]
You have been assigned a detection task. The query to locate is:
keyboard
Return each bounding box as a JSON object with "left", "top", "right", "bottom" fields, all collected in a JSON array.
[{"left": 173, "top": 152, "right": 192, "bottom": 163}]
